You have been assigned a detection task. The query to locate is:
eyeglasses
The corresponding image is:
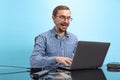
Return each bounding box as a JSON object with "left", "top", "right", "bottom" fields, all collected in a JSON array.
[{"left": 56, "top": 15, "right": 72, "bottom": 21}]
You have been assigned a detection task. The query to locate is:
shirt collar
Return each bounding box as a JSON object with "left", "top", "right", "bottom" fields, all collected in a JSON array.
[{"left": 50, "top": 27, "right": 69, "bottom": 38}]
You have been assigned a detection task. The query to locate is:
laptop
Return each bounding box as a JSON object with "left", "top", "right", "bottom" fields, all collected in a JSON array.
[{"left": 58, "top": 41, "right": 110, "bottom": 70}]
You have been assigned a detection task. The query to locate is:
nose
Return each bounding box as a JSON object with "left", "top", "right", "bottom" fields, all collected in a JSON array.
[{"left": 64, "top": 18, "right": 69, "bottom": 23}]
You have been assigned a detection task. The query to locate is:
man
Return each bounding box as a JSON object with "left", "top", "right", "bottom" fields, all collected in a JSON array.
[{"left": 30, "top": 5, "right": 78, "bottom": 69}]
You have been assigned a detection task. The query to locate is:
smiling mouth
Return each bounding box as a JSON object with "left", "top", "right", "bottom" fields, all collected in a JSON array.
[
  {"left": 61, "top": 23, "right": 68, "bottom": 26},
  {"left": 61, "top": 24, "right": 67, "bottom": 29}
]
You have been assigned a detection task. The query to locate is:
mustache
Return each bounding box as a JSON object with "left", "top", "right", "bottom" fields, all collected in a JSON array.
[{"left": 61, "top": 22, "right": 69, "bottom": 26}]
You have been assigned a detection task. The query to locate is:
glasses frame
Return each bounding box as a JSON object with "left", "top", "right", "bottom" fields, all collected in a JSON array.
[{"left": 56, "top": 15, "right": 73, "bottom": 21}]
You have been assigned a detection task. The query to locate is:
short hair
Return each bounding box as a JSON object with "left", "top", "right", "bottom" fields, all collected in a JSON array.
[{"left": 52, "top": 5, "right": 70, "bottom": 16}]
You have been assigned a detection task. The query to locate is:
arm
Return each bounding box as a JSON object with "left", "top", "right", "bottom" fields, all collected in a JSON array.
[{"left": 30, "top": 35, "right": 56, "bottom": 68}]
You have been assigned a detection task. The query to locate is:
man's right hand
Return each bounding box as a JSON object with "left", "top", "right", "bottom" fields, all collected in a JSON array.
[{"left": 55, "top": 56, "right": 73, "bottom": 66}]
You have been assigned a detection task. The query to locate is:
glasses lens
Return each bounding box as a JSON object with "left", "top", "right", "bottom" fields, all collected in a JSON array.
[{"left": 56, "top": 16, "right": 72, "bottom": 21}]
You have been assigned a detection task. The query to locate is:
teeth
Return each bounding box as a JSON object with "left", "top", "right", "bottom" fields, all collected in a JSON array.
[{"left": 61, "top": 23, "right": 67, "bottom": 26}]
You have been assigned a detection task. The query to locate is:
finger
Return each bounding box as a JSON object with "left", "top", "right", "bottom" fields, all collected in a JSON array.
[
  {"left": 65, "top": 58, "right": 72, "bottom": 65},
  {"left": 62, "top": 60, "right": 69, "bottom": 66},
  {"left": 68, "top": 58, "right": 73, "bottom": 62},
  {"left": 66, "top": 57, "right": 73, "bottom": 62}
]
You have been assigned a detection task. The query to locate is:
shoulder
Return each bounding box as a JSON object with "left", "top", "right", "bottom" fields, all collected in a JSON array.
[
  {"left": 37, "top": 29, "right": 51, "bottom": 38},
  {"left": 67, "top": 31, "right": 78, "bottom": 40},
  {"left": 34, "top": 29, "right": 52, "bottom": 42}
]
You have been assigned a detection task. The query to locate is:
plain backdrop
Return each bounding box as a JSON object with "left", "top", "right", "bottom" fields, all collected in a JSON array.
[{"left": 0, "top": 0, "right": 120, "bottom": 68}]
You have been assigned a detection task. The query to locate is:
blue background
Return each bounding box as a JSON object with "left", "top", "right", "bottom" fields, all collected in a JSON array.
[{"left": 0, "top": 0, "right": 120, "bottom": 68}]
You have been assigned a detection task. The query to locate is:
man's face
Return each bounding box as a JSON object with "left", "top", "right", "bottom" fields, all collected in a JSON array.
[{"left": 52, "top": 10, "right": 71, "bottom": 32}]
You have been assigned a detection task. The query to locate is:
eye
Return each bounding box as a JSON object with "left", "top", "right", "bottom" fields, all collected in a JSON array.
[
  {"left": 67, "top": 17, "right": 71, "bottom": 20},
  {"left": 59, "top": 16, "right": 65, "bottom": 19},
  {"left": 56, "top": 15, "right": 72, "bottom": 21}
]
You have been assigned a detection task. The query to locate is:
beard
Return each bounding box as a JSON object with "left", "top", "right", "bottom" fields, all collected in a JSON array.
[
  {"left": 59, "top": 22, "right": 69, "bottom": 32},
  {"left": 58, "top": 27, "right": 66, "bottom": 32},
  {"left": 55, "top": 21, "right": 69, "bottom": 33}
]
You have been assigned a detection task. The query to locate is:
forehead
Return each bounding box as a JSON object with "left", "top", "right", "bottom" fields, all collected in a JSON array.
[{"left": 57, "top": 10, "right": 71, "bottom": 16}]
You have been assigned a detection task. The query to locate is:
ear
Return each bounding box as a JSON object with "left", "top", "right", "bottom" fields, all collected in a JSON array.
[{"left": 52, "top": 15, "right": 55, "bottom": 21}]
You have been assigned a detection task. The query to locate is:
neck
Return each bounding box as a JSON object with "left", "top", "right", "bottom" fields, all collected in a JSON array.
[
  {"left": 55, "top": 27, "right": 65, "bottom": 37},
  {"left": 58, "top": 33, "right": 65, "bottom": 37}
]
